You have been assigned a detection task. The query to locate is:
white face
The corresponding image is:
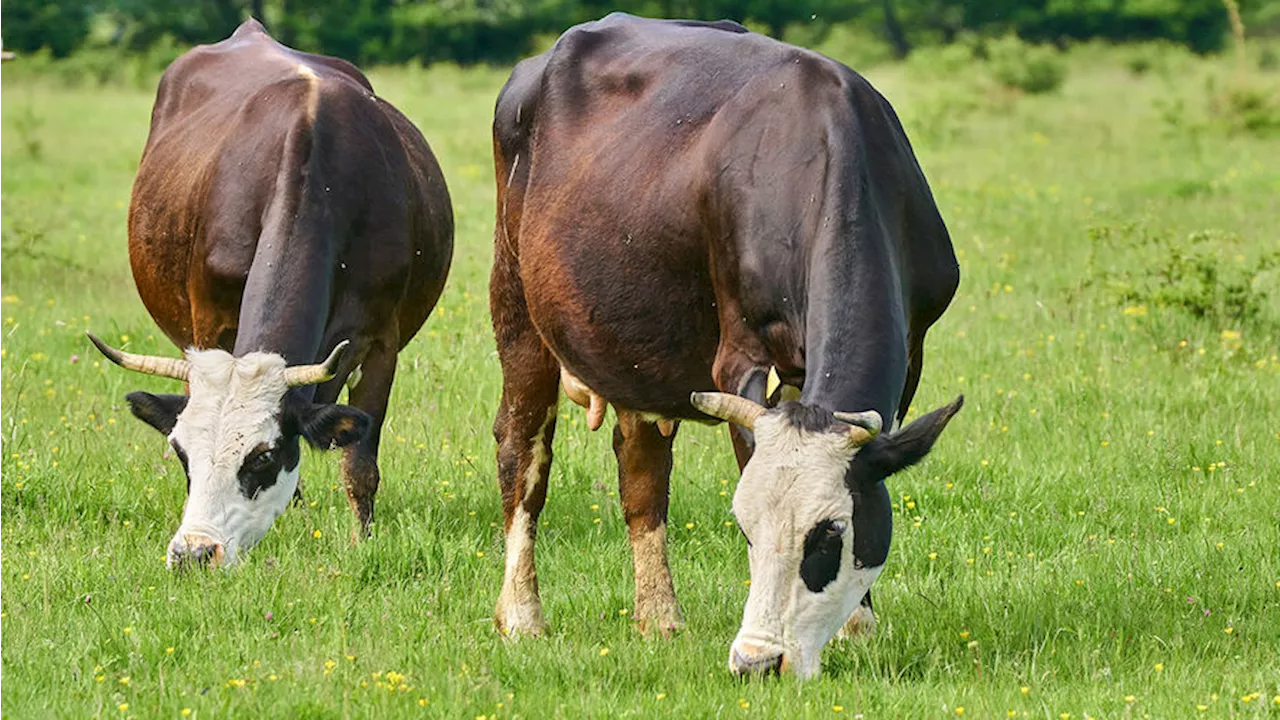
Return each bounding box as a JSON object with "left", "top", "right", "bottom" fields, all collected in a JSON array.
[
  {"left": 729, "top": 411, "right": 882, "bottom": 679},
  {"left": 165, "top": 350, "right": 300, "bottom": 568}
]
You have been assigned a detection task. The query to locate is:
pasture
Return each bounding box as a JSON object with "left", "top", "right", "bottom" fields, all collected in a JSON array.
[{"left": 3, "top": 42, "right": 1279, "bottom": 718}]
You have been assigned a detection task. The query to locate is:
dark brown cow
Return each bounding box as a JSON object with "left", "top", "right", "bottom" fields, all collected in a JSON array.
[
  {"left": 90, "top": 19, "right": 453, "bottom": 567},
  {"left": 490, "top": 14, "right": 961, "bottom": 677}
]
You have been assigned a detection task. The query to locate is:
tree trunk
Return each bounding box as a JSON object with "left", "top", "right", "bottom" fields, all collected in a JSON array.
[{"left": 881, "top": 0, "right": 911, "bottom": 58}]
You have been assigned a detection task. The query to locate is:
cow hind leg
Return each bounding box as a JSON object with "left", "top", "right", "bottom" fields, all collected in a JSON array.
[
  {"left": 340, "top": 341, "right": 397, "bottom": 538},
  {"left": 492, "top": 343, "right": 559, "bottom": 638},
  {"left": 614, "top": 410, "right": 684, "bottom": 636}
]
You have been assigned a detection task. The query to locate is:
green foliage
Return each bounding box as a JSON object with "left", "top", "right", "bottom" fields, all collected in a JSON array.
[
  {"left": 2, "top": 0, "right": 1262, "bottom": 68},
  {"left": 905, "top": 40, "right": 980, "bottom": 78},
  {"left": 1122, "top": 40, "right": 1196, "bottom": 77},
  {"left": 3, "top": 38, "right": 1280, "bottom": 720},
  {"left": 384, "top": 0, "right": 551, "bottom": 65},
  {"left": 0, "top": 0, "right": 94, "bottom": 57},
  {"left": 5, "top": 39, "right": 187, "bottom": 88},
  {"left": 806, "top": 22, "right": 898, "bottom": 71},
  {"left": 1090, "top": 225, "right": 1280, "bottom": 332},
  {"left": 960, "top": 0, "right": 1236, "bottom": 53},
  {"left": 1215, "top": 84, "right": 1280, "bottom": 136},
  {"left": 986, "top": 34, "right": 1066, "bottom": 94},
  {"left": 10, "top": 105, "right": 45, "bottom": 159}
]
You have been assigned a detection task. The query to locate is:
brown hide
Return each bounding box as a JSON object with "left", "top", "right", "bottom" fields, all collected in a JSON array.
[{"left": 129, "top": 19, "right": 452, "bottom": 366}]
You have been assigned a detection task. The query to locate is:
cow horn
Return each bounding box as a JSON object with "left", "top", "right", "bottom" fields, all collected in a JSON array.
[
  {"left": 284, "top": 341, "right": 350, "bottom": 387},
  {"left": 690, "top": 391, "right": 767, "bottom": 429},
  {"left": 87, "top": 332, "right": 190, "bottom": 382},
  {"left": 833, "top": 409, "right": 883, "bottom": 447}
]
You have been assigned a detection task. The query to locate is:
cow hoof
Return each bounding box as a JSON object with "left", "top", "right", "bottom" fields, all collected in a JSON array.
[
  {"left": 494, "top": 602, "right": 548, "bottom": 638},
  {"left": 636, "top": 609, "right": 685, "bottom": 638},
  {"left": 838, "top": 605, "right": 877, "bottom": 640}
]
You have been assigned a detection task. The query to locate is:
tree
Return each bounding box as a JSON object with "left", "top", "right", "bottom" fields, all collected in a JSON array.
[{"left": 1, "top": 0, "right": 94, "bottom": 57}]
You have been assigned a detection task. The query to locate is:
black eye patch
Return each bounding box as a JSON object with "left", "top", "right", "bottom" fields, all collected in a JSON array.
[
  {"left": 799, "top": 519, "right": 844, "bottom": 592},
  {"left": 237, "top": 435, "right": 300, "bottom": 500}
]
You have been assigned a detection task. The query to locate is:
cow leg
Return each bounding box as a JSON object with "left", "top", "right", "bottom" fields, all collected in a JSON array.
[
  {"left": 614, "top": 410, "right": 684, "bottom": 636},
  {"left": 714, "top": 355, "right": 769, "bottom": 472},
  {"left": 492, "top": 346, "right": 559, "bottom": 637},
  {"left": 897, "top": 331, "right": 925, "bottom": 428},
  {"left": 839, "top": 591, "right": 878, "bottom": 639},
  {"left": 335, "top": 342, "right": 396, "bottom": 537}
]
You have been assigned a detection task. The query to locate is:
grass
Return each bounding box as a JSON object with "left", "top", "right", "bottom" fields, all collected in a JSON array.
[{"left": 3, "top": 43, "right": 1280, "bottom": 719}]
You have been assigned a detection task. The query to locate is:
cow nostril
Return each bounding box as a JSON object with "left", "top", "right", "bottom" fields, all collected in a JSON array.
[
  {"left": 170, "top": 539, "right": 225, "bottom": 570},
  {"left": 731, "top": 647, "right": 784, "bottom": 677}
]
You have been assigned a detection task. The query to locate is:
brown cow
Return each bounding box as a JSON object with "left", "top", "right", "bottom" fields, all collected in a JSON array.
[
  {"left": 489, "top": 14, "right": 961, "bottom": 678},
  {"left": 90, "top": 19, "right": 453, "bottom": 568}
]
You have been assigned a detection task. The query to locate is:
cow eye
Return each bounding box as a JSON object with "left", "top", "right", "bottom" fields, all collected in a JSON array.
[
  {"left": 828, "top": 520, "right": 847, "bottom": 536},
  {"left": 245, "top": 450, "right": 275, "bottom": 472}
]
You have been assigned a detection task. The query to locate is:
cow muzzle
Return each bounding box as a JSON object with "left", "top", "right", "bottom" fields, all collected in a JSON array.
[
  {"left": 167, "top": 533, "right": 226, "bottom": 569},
  {"left": 728, "top": 638, "right": 787, "bottom": 677}
]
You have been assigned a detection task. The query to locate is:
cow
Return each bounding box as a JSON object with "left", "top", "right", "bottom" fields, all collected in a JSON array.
[
  {"left": 489, "top": 14, "right": 962, "bottom": 678},
  {"left": 89, "top": 19, "right": 454, "bottom": 569}
]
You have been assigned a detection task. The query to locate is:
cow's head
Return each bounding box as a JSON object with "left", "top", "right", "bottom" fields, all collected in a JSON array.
[
  {"left": 692, "top": 391, "right": 963, "bottom": 679},
  {"left": 89, "top": 334, "right": 370, "bottom": 568}
]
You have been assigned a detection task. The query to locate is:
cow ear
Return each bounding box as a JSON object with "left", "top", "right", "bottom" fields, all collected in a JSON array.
[
  {"left": 296, "top": 404, "right": 372, "bottom": 450},
  {"left": 125, "top": 392, "right": 189, "bottom": 435},
  {"left": 853, "top": 395, "right": 963, "bottom": 482}
]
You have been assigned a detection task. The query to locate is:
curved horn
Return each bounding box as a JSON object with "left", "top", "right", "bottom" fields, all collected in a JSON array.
[
  {"left": 833, "top": 409, "right": 883, "bottom": 448},
  {"left": 690, "top": 391, "right": 767, "bottom": 430},
  {"left": 284, "top": 340, "right": 350, "bottom": 387},
  {"left": 86, "top": 332, "right": 190, "bottom": 382},
  {"left": 832, "top": 410, "right": 882, "bottom": 434}
]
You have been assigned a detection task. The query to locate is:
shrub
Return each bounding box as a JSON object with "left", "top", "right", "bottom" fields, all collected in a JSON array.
[
  {"left": 986, "top": 35, "right": 1066, "bottom": 94},
  {"left": 1121, "top": 41, "right": 1194, "bottom": 77},
  {"left": 807, "top": 22, "right": 897, "bottom": 71},
  {"left": 905, "top": 41, "right": 981, "bottom": 80},
  {"left": 1215, "top": 84, "right": 1280, "bottom": 136},
  {"left": 11, "top": 105, "right": 45, "bottom": 159},
  {"left": 1088, "top": 225, "right": 1280, "bottom": 332}
]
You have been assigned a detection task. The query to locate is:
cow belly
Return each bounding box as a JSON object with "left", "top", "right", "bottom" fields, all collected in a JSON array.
[{"left": 523, "top": 252, "right": 720, "bottom": 419}]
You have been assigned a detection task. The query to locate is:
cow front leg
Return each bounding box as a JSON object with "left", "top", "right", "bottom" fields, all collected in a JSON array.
[
  {"left": 839, "top": 591, "right": 877, "bottom": 639},
  {"left": 339, "top": 341, "right": 396, "bottom": 537},
  {"left": 614, "top": 410, "right": 684, "bottom": 636},
  {"left": 712, "top": 344, "right": 769, "bottom": 471}
]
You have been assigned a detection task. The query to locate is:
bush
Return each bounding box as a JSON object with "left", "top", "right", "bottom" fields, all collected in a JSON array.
[
  {"left": 1215, "top": 84, "right": 1280, "bottom": 136},
  {"left": 987, "top": 35, "right": 1066, "bottom": 94},
  {"left": 1122, "top": 41, "right": 1195, "bottom": 77},
  {"left": 1089, "top": 225, "right": 1280, "bottom": 332},
  {"left": 905, "top": 41, "right": 981, "bottom": 79},
  {"left": 804, "top": 22, "right": 897, "bottom": 71},
  {"left": 4, "top": 37, "right": 185, "bottom": 89}
]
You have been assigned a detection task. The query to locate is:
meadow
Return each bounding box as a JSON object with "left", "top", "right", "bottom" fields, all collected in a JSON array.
[{"left": 2, "top": 38, "right": 1279, "bottom": 718}]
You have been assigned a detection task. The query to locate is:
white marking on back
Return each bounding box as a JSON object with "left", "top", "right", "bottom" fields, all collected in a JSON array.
[{"left": 296, "top": 64, "right": 319, "bottom": 122}]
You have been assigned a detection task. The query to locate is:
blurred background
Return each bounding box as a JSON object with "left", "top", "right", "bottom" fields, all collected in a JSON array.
[{"left": 3, "top": 0, "right": 1279, "bottom": 74}]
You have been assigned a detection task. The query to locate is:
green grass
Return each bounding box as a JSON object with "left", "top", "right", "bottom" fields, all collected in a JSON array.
[{"left": 3, "top": 45, "right": 1280, "bottom": 719}]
